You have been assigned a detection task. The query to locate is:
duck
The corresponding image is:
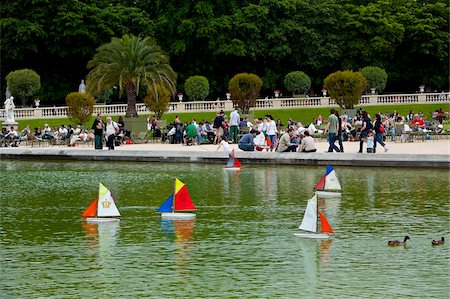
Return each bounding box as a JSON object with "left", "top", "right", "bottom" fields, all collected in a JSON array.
[
  {"left": 388, "top": 236, "right": 410, "bottom": 246},
  {"left": 432, "top": 237, "right": 444, "bottom": 246}
]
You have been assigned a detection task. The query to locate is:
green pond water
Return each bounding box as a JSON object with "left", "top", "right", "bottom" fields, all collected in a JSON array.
[{"left": 0, "top": 160, "right": 449, "bottom": 298}]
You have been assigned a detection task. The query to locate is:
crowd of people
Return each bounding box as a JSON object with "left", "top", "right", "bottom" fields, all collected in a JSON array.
[
  {"left": 1, "top": 107, "right": 447, "bottom": 152},
  {"left": 0, "top": 114, "right": 128, "bottom": 149}
]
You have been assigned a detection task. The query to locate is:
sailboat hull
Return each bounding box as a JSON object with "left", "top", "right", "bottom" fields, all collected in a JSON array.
[
  {"left": 161, "top": 212, "right": 196, "bottom": 219},
  {"left": 223, "top": 167, "right": 240, "bottom": 171},
  {"left": 316, "top": 191, "right": 341, "bottom": 198},
  {"left": 294, "top": 233, "right": 331, "bottom": 239},
  {"left": 85, "top": 217, "right": 120, "bottom": 223}
]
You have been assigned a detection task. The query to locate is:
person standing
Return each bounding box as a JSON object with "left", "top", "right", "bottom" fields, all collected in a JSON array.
[
  {"left": 324, "top": 108, "right": 340, "bottom": 152},
  {"left": 264, "top": 114, "right": 277, "bottom": 152},
  {"left": 373, "top": 114, "right": 388, "bottom": 152},
  {"left": 229, "top": 107, "right": 240, "bottom": 144},
  {"left": 92, "top": 113, "right": 105, "bottom": 150},
  {"left": 213, "top": 110, "right": 225, "bottom": 144},
  {"left": 105, "top": 117, "right": 119, "bottom": 150},
  {"left": 358, "top": 111, "right": 372, "bottom": 153},
  {"left": 334, "top": 110, "right": 344, "bottom": 152}
]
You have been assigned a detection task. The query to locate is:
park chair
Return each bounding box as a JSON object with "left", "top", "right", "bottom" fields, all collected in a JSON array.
[{"left": 135, "top": 132, "right": 148, "bottom": 144}]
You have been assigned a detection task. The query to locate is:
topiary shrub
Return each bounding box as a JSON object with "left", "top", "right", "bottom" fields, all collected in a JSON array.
[
  {"left": 143, "top": 84, "right": 172, "bottom": 119},
  {"left": 65, "top": 92, "right": 95, "bottom": 124},
  {"left": 184, "top": 76, "right": 209, "bottom": 101},
  {"left": 6, "top": 69, "right": 41, "bottom": 106},
  {"left": 284, "top": 71, "right": 311, "bottom": 96},
  {"left": 361, "top": 66, "right": 388, "bottom": 94},
  {"left": 324, "top": 70, "right": 367, "bottom": 109},
  {"left": 228, "top": 73, "right": 263, "bottom": 114}
]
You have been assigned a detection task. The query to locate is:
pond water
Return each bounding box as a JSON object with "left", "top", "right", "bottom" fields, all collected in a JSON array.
[{"left": 0, "top": 161, "right": 448, "bottom": 298}]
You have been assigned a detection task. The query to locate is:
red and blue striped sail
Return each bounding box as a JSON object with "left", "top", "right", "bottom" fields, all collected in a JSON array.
[{"left": 157, "top": 194, "right": 174, "bottom": 213}]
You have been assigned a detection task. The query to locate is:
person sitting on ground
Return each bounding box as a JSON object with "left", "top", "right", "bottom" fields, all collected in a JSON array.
[
  {"left": 315, "top": 114, "right": 323, "bottom": 126},
  {"left": 276, "top": 128, "right": 297, "bottom": 152},
  {"left": 299, "top": 131, "right": 317, "bottom": 152},
  {"left": 238, "top": 129, "right": 258, "bottom": 151}
]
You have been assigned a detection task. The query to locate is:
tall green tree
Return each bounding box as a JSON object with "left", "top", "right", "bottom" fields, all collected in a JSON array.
[
  {"left": 6, "top": 69, "right": 41, "bottom": 106},
  {"left": 143, "top": 84, "right": 172, "bottom": 119},
  {"left": 86, "top": 34, "right": 177, "bottom": 118},
  {"left": 228, "top": 73, "right": 263, "bottom": 114},
  {"left": 324, "top": 70, "right": 367, "bottom": 109},
  {"left": 184, "top": 76, "right": 209, "bottom": 101},
  {"left": 65, "top": 92, "right": 95, "bottom": 125}
]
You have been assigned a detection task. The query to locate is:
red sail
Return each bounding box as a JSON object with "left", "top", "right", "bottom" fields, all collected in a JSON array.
[
  {"left": 174, "top": 186, "right": 196, "bottom": 211},
  {"left": 82, "top": 199, "right": 98, "bottom": 218},
  {"left": 234, "top": 158, "right": 242, "bottom": 168},
  {"left": 319, "top": 210, "right": 334, "bottom": 234},
  {"left": 315, "top": 176, "right": 326, "bottom": 190}
]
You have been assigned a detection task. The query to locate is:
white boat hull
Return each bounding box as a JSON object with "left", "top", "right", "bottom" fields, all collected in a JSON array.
[
  {"left": 85, "top": 217, "right": 120, "bottom": 223},
  {"left": 294, "top": 233, "right": 331, "bottom": 239},
  {"left": 316, "top": 191, "right": 341, "bottom": 198},
  {"left": 161, "top": 212, "right": 196, "bottom": 219},
  {"left": 224, "top": 167, "right": 241, "bottom": 171}
]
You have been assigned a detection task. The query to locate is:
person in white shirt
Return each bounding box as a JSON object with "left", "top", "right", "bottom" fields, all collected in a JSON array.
[
  {"left": 105, "top": 117, "right": 119, "bottom": 150},
  {"left": 256, "top": 118, "right": 264, "bottom": 133},
  {"left": 264, "top": 114, "right": 277, "bottom": 152},
  {"left": 5, "top": 126, "right": 19, "bottom": 147},
  {"left": 229, "top": 107, "right": 240, "bottom": 143}
]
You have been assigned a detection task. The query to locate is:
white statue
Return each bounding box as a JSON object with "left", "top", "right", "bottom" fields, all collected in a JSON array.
[
  {"left": 4, "top": 96, "right": 15, "bottom": 123},
  {"left": 79, "top": 79, "right": 86, "bottom": 93}
]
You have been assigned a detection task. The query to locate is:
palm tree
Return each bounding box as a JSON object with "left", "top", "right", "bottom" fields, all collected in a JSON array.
[{"left": 86, "top": 34, "right": 177, "bottom": 117}]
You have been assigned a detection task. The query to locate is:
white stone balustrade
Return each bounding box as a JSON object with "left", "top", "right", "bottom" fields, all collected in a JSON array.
[{"left": 1, "top": 92, "right": 449, "bottom": 120}]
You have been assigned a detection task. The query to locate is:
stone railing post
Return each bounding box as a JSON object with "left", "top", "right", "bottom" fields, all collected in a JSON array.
[
  {"left": 418, "top": 94, "right": 426, "bottom": 103},
  {"left": 33, "top": 108, "right": 43, "bottom": 118},
  {"left": 368, "top": 95, "right": 378, "bottom": 105},
  {"left": 224, "top": 101, "right": 234, "bottom": 110},
  {"left": 272, "top": 99, "right": 282, "bottom": 108}
]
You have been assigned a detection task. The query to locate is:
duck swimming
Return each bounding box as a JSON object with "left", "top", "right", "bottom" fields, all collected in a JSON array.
[
  {"left": 388, "top": 236, "right": 410, "bottom": 246},
  {"left": 432, "top": 237, "right": 444, "bottom": 246}
]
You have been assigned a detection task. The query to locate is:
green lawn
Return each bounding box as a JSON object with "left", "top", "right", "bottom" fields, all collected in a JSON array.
[{"left": 2, "top": 103, "right": 448, "bottom": 131}]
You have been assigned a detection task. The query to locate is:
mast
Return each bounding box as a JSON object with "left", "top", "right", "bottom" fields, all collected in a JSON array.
[{"left": 173, "top": 178, "right": 176, "bottom": 213}]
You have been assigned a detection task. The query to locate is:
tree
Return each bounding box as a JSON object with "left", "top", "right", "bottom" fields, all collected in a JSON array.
[
  {"left": 324, "top": 70, "right": 367, "bottom": 109},
  {"left": 228, "top": 73, "right": 263, "bottom": 114},
  {"left": 143, "top": 84, "right": 172, "bottom": 119},
  {"left": 6, "top": 69, "right": 41, "bottom": 106},
  {"left": 65, "top": 92, "right": 95, "bottom": 124},
  {"left": 284, "top": 71, "right": 311, "bottom": 96},
  {"left": 184, "top": 76, "right": 209, "bottom": 101},
  {"left": 86, "top": 34, "right": 176, "bottom": 118},
  {"left": 361, "top": 66, "right": 388, "bottom": 93}
]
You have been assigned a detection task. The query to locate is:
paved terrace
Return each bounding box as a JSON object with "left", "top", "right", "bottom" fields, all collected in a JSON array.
[{"left": 0, "top": 139, "right": 449, "bottom": 168}]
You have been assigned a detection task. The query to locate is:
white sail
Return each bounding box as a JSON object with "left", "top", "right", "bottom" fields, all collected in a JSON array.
[
  {"left": 97, "top": 185, "right": 121, "bottom": 217},
  {"left": 299, "top": 194, "right": 317, "bottom": 233},
  {"left": 325, "top": 170, "right": 341, "bottom": 191}
]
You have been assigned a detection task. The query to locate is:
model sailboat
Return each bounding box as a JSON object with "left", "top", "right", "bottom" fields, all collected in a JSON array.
[
  {"left": 224, "top": 149, "right": 241, "bottom": 171},
  {"left": 157, "top": 178, "right": 196, "bottom": 219},
  {"left": 82, "top": 183, "right": 120, "bottom": 223},
  {"left": 314, "top": 164, "right": 342, "bottom": 198},
  {"left": 294, "top": 193, "right": 334, "bottom": 239}
]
